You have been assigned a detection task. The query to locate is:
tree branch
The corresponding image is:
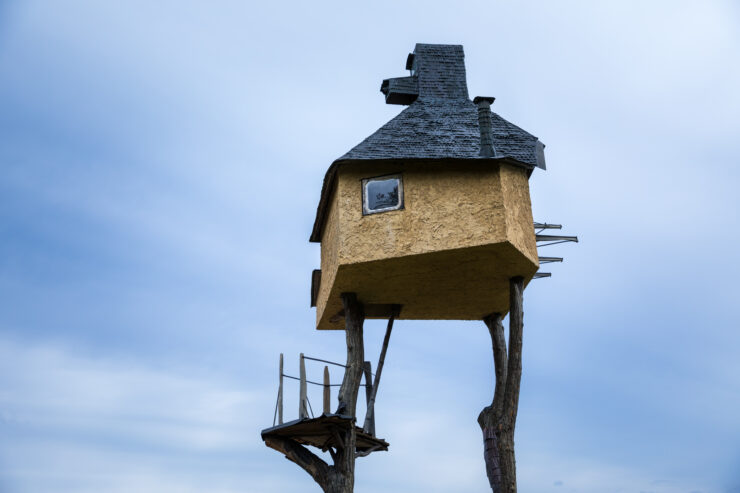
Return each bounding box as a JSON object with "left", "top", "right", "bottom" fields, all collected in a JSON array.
[
  {"left": 355, "top": 444, "right": 382, "bottom": 458},
  {"left": 484, "top": 312, "right": 507, "bottom": 419},
  {"left": 502, "top": 277, "right": 524, "bottom": 430},
  {"left": 479, "top": 313, "right": 508, "bottom": 492},
  {"left": 363, "top": 305, "right": 399, "bottom": 434},
  {"left": 264, "top": 436, "right": 330, "bottom": 486}
]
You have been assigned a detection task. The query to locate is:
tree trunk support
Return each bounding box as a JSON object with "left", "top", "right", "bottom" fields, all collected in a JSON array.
[
  {"left": 478, "top": 276, "right": 524, "bottom": 493},
  {"left": 264, "top": 292, "right": 365, "bottom": 493}
]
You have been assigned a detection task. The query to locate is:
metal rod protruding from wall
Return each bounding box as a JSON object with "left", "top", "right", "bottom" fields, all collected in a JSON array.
[
  {"left": 534, "top": 222, "right": 562, "bottom": 230},
  {"left": 536, "top": 234, "right": 578, "bottom": 243},
  {"left": 538, "top": 256, "right": 563, "bottom": 263}
]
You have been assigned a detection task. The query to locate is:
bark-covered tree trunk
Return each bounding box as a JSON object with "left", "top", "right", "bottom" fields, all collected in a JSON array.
[
  {"left": 478, "top": 277, "right": 524, "bottom": 493},
  {"left": 264, "top": 292, "right": 365, "bottom": 493},
  {"left": 326, "top": 292, "right": 364, "bottom": 492},
  {"left": 478, "top": 312, "right": 506, "bottom": 492}
]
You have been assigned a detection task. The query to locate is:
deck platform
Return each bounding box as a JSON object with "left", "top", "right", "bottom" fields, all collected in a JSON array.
[{"left": 261, "top": 414, "right": 389, "bottom": 454}]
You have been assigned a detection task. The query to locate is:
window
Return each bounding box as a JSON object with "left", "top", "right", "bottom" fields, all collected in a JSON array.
[{"left": 362, "top": 174, "right": 403, "bottom": 215}]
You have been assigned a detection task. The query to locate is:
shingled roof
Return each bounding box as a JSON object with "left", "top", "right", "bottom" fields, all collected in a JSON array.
[
  {"left": 310, "top": 43, "right": 546, "bottom": 243},
  {"left": 337, "top": 98, "right": 544, "bottom": 165}
]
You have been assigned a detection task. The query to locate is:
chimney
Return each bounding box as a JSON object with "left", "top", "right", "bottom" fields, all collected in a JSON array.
[
  {"left": 474, "top": 96, "right": 497, "bottom": 158},
  {"left": 380, "top": 44, "right": 469, "bottom": 105}
]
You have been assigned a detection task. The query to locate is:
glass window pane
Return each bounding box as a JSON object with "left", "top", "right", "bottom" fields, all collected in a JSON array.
[{"left": 367, "top": 178, "right": 399, "bottom": 211}]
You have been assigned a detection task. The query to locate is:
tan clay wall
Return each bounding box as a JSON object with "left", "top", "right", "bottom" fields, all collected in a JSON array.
[
  {"left": 314, "top": 160, "right": 539, "bottom": 329},
  {"left": 335, "top": 161, "right": 510, "bottom": 264},
  {"left": 317, "top": 186, "right": 340, "bottom": 324},
  {"left": 500, "top": 164, "right": 538, "bottom": 265}
]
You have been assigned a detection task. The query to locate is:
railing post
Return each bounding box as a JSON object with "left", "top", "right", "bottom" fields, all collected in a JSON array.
[
  {"left": 278, "top": 353, "right": 284, "bottom": 425},
  {"left": 362, "top": 361, "right": 375, "bottom": 436},
  {"left": 299, "top": 353, "right": 308, "bottom": 419},
  {"left": 323, "top": 366, "right": 331, "bottom": 415}
]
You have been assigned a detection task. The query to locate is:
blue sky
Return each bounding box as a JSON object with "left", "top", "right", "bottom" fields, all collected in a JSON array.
[{"left": 1, "top": 1, "right": 739, "bottom": 492}]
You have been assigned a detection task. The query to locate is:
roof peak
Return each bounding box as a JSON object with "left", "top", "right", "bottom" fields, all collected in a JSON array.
[{"left": 310, "top": 43, "right": 548, "bottom": 242}]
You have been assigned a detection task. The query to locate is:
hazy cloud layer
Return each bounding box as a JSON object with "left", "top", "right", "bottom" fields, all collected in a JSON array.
[{"left": 1, "top": 1, "right": 739, "bottom": 492}]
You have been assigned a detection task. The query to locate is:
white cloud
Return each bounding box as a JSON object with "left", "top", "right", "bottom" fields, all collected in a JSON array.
[
  {"left": 0, "top": 336, "right": 280, "bottom": 492},
  {"left": 1, "top": 0, "right": 740, "bottom": 491}
]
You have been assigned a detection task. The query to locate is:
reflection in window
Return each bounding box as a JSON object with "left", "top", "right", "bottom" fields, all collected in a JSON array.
[{"left": 362, "top": 174, "right": 403, "bottom": 215}]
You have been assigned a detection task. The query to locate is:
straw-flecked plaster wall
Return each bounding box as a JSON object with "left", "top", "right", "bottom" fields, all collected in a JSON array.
[{"left": 316, "top": 160, "right": 537, "bottom": 329}]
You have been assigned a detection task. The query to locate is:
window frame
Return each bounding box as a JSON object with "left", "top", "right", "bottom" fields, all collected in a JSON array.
[{"left": 361, "top": 173, "right": 404, "bottom": 216}]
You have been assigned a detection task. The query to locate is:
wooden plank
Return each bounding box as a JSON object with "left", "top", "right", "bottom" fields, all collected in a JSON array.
[
  {"left": 261, "top": 414, "right": 389, "bottom": 453},
  {"left": 323, "top": 366, "right": 331, "bottom": 415},
  {"left": 363, "top": 306, "right": 399, "bottom": 435},
  {"left": 362, "top": 362, "right": 374, "bottom": 436},
  {"left": 299, "top": 353, "right": 308, "bottom": 419},
  {"left": 278, "top": 353, "right": 284, "bottom": 425},
  {"left": 310, "top": 269, "right": 321, "bottom": 307},
  {"left": 329, "top": 303, "right": 400, "bottom": 323}
]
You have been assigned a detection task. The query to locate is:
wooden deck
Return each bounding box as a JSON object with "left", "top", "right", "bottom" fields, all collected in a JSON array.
[{"left": 261, "top": 414, "right": 389, "bottom": 454}]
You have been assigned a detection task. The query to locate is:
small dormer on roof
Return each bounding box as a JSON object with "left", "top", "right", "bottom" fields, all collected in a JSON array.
[{"left": 380, "top": 76, "right": 418, "bottom": 105}]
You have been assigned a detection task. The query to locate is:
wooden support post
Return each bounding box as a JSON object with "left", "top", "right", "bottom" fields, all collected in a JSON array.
[
  {"left": 479, "top": 313, "right": 506, "bottom": 492},
  {"left": 504, "top": 277, "right": 524, "bottom": 431},
  {"left": 363, "top": 305, "right": 399, "bottom": 435},
  {"left": 299, "top": 353, "right": 308, "bottom": 419},
  {"left": 478, "top": 277, "right": 524, "bottom": 493},
  {"left": 331, "top": 292, "right": 366, "bottom": 491},
  {"left": 278, "top": 353, "right": 284, "bottom": 425},
  {"left": 362, "top": 361, "right": 374, "bottom": 436},
  {"left": 499, "top": 277, "right": 524, "bottom": 492},
  {"left": 323, "top": 366, "right": 331, "bottom": 415},
  {"left": 263, "top": 294, "right": 365, "bottom": 493},
  {"left": 336, "top": 293, "right": 365, "bottom": 418}
]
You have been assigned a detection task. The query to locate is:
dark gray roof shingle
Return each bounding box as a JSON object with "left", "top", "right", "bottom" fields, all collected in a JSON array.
[{"left": 336, "top": 99, "right": 542, "bottom": 167}]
